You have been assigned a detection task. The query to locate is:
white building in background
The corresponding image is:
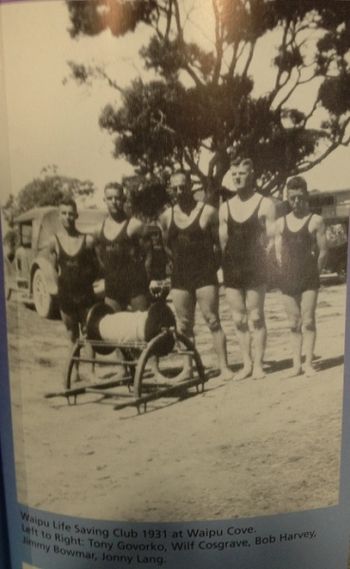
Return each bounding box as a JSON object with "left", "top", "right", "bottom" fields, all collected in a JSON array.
[{"left": 309, "top": 188, "right": 350, "bottom": 220}]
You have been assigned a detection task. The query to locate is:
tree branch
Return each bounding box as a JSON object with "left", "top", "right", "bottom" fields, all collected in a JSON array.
[
  {"left": 212, "top": 0, "right": 224, "bottom": 85},
  {"left": 171, "top": 0, "right": 204, "bottom": 87},
  {"left": 241, "top": 40, "right": 257, "bottom": 79},
  {"left": 301, "top": 99, "right": 319, "bottom": 127},
  {"left": 294, "top": 143, "right": 338, "bottom": 174},
  {"left": 183, "top": 148, "right": 207, "bottom": 182},
  {"left": 95, "top": 66, "right": 125, "bottom": 93},
  {"left": 275, "top": 69, "right": 301, "bottom": 110},
  {"left": 272, "top": 21, "right": 290, "bottom": 97},
  {"left": 164, "top": 0, "right": 173, "bottom": 39},
  {"left": 227, "top": 41, "right": 239, "bottom": 78},
  {"left": 173, "top": 0, "right": 183, "bottom": 40},
  {"left": 294, "top": 118, "right": 350, "bottom": 174}
]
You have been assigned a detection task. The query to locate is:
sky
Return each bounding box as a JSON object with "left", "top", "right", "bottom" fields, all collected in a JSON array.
[{"left": 0, "top": 0, "right": 350, "bottom": 207}]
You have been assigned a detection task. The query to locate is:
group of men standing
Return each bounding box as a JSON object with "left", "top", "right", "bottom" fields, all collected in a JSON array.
[{"left": 50, "top": 157, "right": 327, "bottom": 382}]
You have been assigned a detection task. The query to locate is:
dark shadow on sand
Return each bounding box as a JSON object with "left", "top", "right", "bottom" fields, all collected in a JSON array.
[{"left": 265, "top": 354, "right": 344, "bottom": 374}]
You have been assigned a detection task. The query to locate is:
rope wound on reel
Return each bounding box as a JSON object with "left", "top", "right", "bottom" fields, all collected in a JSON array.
[{"left": 85, "top": 279, "right": 176, "bottom": 357}]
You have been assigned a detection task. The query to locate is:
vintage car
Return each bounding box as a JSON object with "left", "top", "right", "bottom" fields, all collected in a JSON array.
[
  {"left": 308, "top": 190, "right": 349, "bottom": 279},
  {"left": 4, "top": 206, "right": 106, "bottom": 318}
]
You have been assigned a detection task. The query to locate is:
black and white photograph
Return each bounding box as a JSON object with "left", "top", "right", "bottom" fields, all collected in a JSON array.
[{"left": 1, "top": 0, "right": 349, "bottom": 521}]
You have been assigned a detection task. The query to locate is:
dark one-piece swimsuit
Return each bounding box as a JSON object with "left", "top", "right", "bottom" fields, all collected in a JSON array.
[
  {"left": 223, "top": 196, "right": 267, "bottom": 289},
  {"left": 279, "top": 214, "right": 320, "bottom": 296},
  {"left": 56, "top": 234, "right": 96, "bottom": 314},
  {"left": 168, "top": 204, "right": 218, "bottom": 292},
  {"left": 99, "top": 218, "right": 148, "bottom": 308}
]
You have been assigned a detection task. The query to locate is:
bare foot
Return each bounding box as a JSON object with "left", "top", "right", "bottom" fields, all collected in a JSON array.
[
  {"left": 304, "top": 364, "right": 317, "bottom": 377},
  {"left": 252, "top": 366, "right": 266, "bottom": 380},
  {"left": 218, "top": 367, "right": 234, "bottom": 381},
  {"left": 289, "top": 366, "right": 302, "bottom": 378},
  {"left": 234, "top": 365, "right": 252, "bottom": 381}
]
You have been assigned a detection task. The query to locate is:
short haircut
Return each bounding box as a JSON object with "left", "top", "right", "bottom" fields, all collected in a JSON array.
[
  {"left": 230, "top": 156, "right": 254, "bottom": 170},
  {"left": 170, "top": 169, "right": 191, "bottom": 185},
  {"left": 104, "top": 182, "right": 123, "bottom": 194},
  {"left": 286, "top": 176, "right": 308, "bottom": 193},
  {"left": 59, "top": 196, "right": 77, "bottom": 214}
]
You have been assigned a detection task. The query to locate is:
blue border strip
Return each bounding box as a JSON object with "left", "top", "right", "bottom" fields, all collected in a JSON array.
[
  {"left": 0, "top": 219, "right": 29, "bottom": 568},
  {"left": 0, "top": 438, "right": 11, "bottom": 568}
]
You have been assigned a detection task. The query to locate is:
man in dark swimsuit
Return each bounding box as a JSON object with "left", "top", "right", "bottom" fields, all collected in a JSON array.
[
  {"left": 275, "top": 176, "right": 327, "bottom": 377},
  {"left": 219, "top": 158, "right": 276, "bottom": 380},
  {"left": 159, "top": 170, "right": 232, "bottom": 380},
  {"left": 48, "top": 197, "right": 98, "bottom": 381},
  {"left": 97, "top": 182, "right": 149, "bottom": 312},
  {"left": 97, "top": 182, "right": 166, "bottom": 380}
]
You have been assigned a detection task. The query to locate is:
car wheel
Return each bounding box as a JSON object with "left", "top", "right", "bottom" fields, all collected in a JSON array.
[{"left": 32, "top": 269, "right": 55, "bottom": 318}]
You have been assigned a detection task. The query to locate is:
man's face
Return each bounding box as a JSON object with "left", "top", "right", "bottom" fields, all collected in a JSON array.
[
  {"left": 59, "top": 205, "right": 77, "bottom": 230},
  {"left": 170, "top": 173, "right": 191, "bottom": 203},
  {"left": 230, "top": 162, "right": 254, "bottom": 194},
  {"left": 104, "top": 187, "right": 124, "bottom": 215},
  {"left": 287, "top": 188, "right": 307, "bottom": 214}
]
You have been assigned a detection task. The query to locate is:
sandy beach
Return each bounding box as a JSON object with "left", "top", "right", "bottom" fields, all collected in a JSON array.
[{"left": 5, "top": 283, "right": 346, "bottom": 522}]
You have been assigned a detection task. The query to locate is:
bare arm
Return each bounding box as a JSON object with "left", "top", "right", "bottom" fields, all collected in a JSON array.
[
  {"left": 47, "top": 235, "right": 59, "bottom": 269},
  {"left": 218, "top": 202, "right": 229, "bottom": 254},
  {"left": 206, "top": 205, "right": 222, "bottom": 269},
  {"left": 90, "top": 225, "right": 105, "bottom": 276},
  {"left": 261, "top": 197, "right": 276, "bottom": 253},
  {"left": 157, "top": 210, "right": 173, "bottom": 262},
  {"left": 314, "top": 217, "right": 328, "bottom": 272},
  {"left": 274, "top": 218, "right": 283, "bottom": 266},
  {"left": 127, "top": 218, "right": 154, "bottom": 279},
  {"left": 84, "top": 233, "right": 102, "bottom": 279}
]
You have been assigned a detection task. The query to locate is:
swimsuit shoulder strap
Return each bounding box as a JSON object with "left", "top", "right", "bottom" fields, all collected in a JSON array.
[
  {"left": 100, "top": 218, "right": 107, "bottom": 239},
  {"left": 306, "top": 213, "right": 314, "bottom": 229},
  {"left": 54, "top": 233, "right": 64, "bottom": 255},
  {"left": 227, "top": 199, "right": 234, "bottom": 220},
  {"left": 254, "top": 194, "right": 264, "bottom": 216},
  {"left": 196, "top": 203, "right": 205, "bottom": 223},
  {"left": 168, "top": 206, "right": 177, "bottom": 239},
  {"left": 123, "top": 217, "right": 131, "bottom": 236}
]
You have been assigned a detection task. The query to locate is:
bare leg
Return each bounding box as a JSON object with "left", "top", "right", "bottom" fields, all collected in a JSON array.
[
  {"left": 225, "top": 288, "right": 252, "bottom": 380},
  {"left": 301, "top": 289, "right": 318, "bottom": 376},
  {"left": 79, "top": 306, "right": 95, "bottom": 376},
  {"left": 171, "top": 288, "right": 196, "bottom": 379},
  {"left": 246, "top": 286, "right": 267, "bottom": 379},
  {"left": 196, "top": 285, "right": 232, "bottom": 380},
  {"left": 282, "top": 293, "right": 302, "bottom": 377},
  {"left": 60, "top": 309, "right": 81, "bottom": 383}
]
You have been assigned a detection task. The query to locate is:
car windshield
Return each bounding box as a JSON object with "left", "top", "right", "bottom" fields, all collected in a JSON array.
[{"left": 20, "top": 223, "right": 32, "bottom": 248}]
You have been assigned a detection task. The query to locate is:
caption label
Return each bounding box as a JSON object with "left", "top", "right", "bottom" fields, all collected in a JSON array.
[{"left": 20, "top": 510, "right": 317, "bottom": 566}]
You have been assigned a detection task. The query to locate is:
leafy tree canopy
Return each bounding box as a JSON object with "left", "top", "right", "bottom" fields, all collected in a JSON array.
[
  {"left": 66, "top": 0, "right": 350, "bottom": 200},
  {"left": 3, "top": 166, "right": 96, "bottom": 225}
]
